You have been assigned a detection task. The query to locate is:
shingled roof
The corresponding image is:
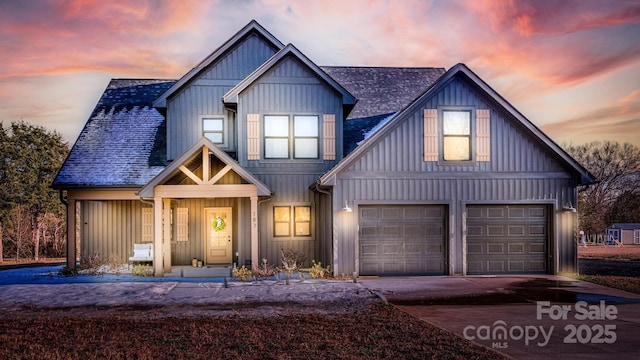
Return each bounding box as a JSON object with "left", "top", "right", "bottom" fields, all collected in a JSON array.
[
  {"left": 321, "top": 66, "right": 445, "bottom": 119},
  {"left": 52, "top": 79, "right": 175, "bottom": 189},
  {"left": 323, "top": 67, "right": 445, "bottom": 154},
  {"left": 54, "top": 67, "right": 445, "bottom": 187}
]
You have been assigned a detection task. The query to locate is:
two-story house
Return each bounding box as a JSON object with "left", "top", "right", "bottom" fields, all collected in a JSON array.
[{"left": 53, "top": 20, "right": 594, "bottom": 277}]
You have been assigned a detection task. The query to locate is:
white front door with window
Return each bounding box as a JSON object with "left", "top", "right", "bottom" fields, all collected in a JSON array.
[{"left": 205, "top": 207, "right": 232, "bottom": 264}]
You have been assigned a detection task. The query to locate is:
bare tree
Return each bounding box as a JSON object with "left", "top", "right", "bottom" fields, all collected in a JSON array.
[
  {"left": 565, "top": 141, "right": 640, "bottom": 232},
  {"left": 5, "top": 205, "right": 32, "bottom": 262}
]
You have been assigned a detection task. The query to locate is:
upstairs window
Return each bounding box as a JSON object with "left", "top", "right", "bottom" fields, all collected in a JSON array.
[
  {"left": 423, "top": 108, "right": 490, "bottom": 163},
  {"left": 294, "top": 116, "right": 319, "bottom": 158},
  {"left": 264, "top": 115, "right": 289, "bottom": 158},
  {"left": 442, "top": 110, "right": 471, "bottom": 161},
  {"left": 264, "top": 115, "right": 319, "bottom": 159},
  {"left": 203, "top": 117, "right": 224, "bottom": 144}
]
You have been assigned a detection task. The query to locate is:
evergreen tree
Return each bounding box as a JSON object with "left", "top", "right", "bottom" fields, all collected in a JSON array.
[{"left": 0, "top": 122, "right": 69, "bottom": 261}]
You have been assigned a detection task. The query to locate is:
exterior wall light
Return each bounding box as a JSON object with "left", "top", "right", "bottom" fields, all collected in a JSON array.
[
  {"left": 563, "top": 202, "right": 576, "bottom": 212},
  {"left": 342, "top": 201, "right": 352, "bottom": 213}
]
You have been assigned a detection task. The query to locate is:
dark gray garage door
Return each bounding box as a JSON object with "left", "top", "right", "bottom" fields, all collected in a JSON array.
[
  {"left": 359, "top": 205, "right": 446, "bottom": 276},
  {"left": 466, "top": 205, "right": 549, "bottom": 275}
]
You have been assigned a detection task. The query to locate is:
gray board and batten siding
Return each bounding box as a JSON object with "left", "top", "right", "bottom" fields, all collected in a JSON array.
[
  {"left": 326, "top": 68, "right": 581, "bottom": 276},
  {"left": 166, "top": 32, "right": 280, "bottom": 161}
]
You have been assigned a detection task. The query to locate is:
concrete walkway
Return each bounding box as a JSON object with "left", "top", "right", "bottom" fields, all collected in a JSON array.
[{"left": 360, "top": 276, "right": 640, "bottom": 360}]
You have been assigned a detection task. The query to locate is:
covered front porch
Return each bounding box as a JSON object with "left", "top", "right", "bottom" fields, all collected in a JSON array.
[{"left": 137, "top": 138, "right": 271, "bottom": 277}]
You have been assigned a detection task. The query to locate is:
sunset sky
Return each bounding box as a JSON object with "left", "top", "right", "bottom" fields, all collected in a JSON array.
[{"left": 1, "top": 0, "right": 639, "bottom": 148}]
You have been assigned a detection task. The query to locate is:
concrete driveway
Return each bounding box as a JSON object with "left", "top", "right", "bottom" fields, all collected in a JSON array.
[{"left": 359, "top": 276, "right": 640, "bottom": 360}]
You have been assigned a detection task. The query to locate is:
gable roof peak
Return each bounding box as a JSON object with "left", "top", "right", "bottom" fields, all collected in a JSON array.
[
  {"left": 223, "top": 42, "right": 356, "bottom": 105},
  {"left": 153, "top": 20, "right": 285, "bottom": 108}
]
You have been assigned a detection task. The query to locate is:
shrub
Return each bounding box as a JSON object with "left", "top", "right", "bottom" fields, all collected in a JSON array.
[
  {"left": 78, "top": 253, "right": 105, "bottom": 276},
  {"left": 309, "top": 260, "right": 331, "bottom": 279},
  {"left": 253, "top": 258, "right": 277, "bottom": 279},
  {"left": 58, "top": 265, "right": 78, "bottom": 277},
  {"left": 131, "top": 264, "right": 153, "bottom": 277},
  {"left": 232, "top": 265, "right": 252, "bottom": 282},
  {"left": 279, "top": 248, "right": 307, "bottom": 276}
]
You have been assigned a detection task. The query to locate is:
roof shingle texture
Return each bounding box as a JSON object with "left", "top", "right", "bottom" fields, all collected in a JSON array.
[
  {"left": 54, "top": 67, "right": 445, "bottom": 187},
  {"left": 53, "top": 80, "right": 175, "bottom": 188},
  {"left": 321, "top": 67, "right": 445, "bottom": 119},
  {"left": 323, "top": 67, "right": 445, "bottom": 154}
]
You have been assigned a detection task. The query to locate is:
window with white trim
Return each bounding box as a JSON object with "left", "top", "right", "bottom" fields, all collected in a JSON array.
[
  {"left": 264, "top": 115, "right": 319, "bottom": 159},
  {"left": 634, "top": 229, "right": 640, "bottom": 244},
  {"left": 203, "top": 117, "right": 224, "bottom": 144},
  {"left": 442, "top": 110, "right": 471, "bottom": 161},
  {"left": 423, "top": 108, "right": 491, "bottom": 163}
]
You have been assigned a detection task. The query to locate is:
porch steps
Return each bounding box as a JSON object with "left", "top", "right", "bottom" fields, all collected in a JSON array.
[{"left": 180, "top": 266, "right": 232, "bottom": 278}]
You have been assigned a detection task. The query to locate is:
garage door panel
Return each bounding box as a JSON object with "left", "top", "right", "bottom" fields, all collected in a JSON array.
[
  {"left": 487, "top": 243, "right": 505, "bottom": 254},
  {"left": 382, "top": 225, "right": 402, "bottom": 236},
  {"left": 405, "top": 243, "right": 424, "bottom": 255},
  {"left": 488, "top": 208, "right": 506, "bottom": 219},
  {"left": 529, "top": 243, "right": 545, "bottom": 254},
  {"left": 359, "top": 205, "right": 446, "bottom": 276},
  {"left": 487, "top": 261, "right": 505, "bottom": 272},
  {"left": 360, "top": 225, "right": 378, "bottom": 237},
  {"left": 382, "top": 208, "right": 401, "bottom": 220},
  {"left": 360, "top": 208, "right": 379, "bottom": 221},
  {"left": 405, "top": 224, "right": 427, "bottom": 237},
  {"left": 508, "top": 243, "right": 525, "bottom": 254},
  {"left": 508, "top": 260, "right": 525, "bottom": 271},
  {"left": 382, "top": 243, "right": 403, "bottom": 256},
  {"left": 467, "top": 225, "right": 483, "bottom": 236},
  {"left": 508, "top": 225, "right": 526, "bottom": 236},
  {"left": 530, "top": 225, "right": 546, "bottom": 236},
  {"left": 488, "top": 225, "right": 505, "bottom": 236},
  {"left": 467, "top": 205, "right": 548, "bottom": 275},
  {"left": 360, "top": 244, "right": 379, "bottom": 256},
  {"left": 529, "top": 260, "right": 546, "bottom": 271}
]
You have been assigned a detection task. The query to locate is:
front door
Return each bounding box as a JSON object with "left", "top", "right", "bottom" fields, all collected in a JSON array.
[{"left": 205, "top": 207, "right": 232, "bottom": 264}]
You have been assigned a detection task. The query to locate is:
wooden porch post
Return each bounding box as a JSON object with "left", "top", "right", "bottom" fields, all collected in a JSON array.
[
  {"left": 153, "top": 196, "right": 164, "bottom": 276},
  {"left": 251, "top": 196, "right": 258, "bottom": 268},
  {"left": 163, "top": 198, "right": 172, "bottom": 273},
  {"left": 66, "top": 197, "right": 76, "bottom": 269}
]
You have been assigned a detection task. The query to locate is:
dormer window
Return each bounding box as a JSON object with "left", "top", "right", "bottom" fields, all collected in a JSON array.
[{"left": 264, "top": 115, "right": 319, "bottom": 159}]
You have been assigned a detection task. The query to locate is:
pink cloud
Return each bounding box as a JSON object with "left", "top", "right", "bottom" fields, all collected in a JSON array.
[
  {"left": 541, "top": 89, "right": 640, "bottom": 145},
  {"left": 459, "top": 0, "right": 640, "bottom": 87},
  {"left": 0, "top": 0, "right": 206, "bottom": 80}
]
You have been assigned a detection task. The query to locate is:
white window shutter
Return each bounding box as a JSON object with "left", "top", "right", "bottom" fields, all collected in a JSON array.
[
  {"left": 176, "top": 208, "right": 189, "bottom": 242},
  {"left": 476, "top": 109, "right": 491, "bottom": 162},
  {"left": 247, "top": 114, "right": 260, "bottom": 160},
  {"left": 323, "top": 114, "right": 336, "bottom": 160},
  {"left": 141, "top": 207, "right": 153, "bottom": 243},
  {"left": 423, "top": 109, "right": 438, "bottom": 161}
]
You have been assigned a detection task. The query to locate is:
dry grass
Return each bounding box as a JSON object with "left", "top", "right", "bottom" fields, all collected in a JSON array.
[
  {"left": 577, "top": 275, "right": 640, "bottom": 294},
  {"left": 578, "top": 244, "right": 640, "bottom": 261},
  {"left": 0, "top": 304, "right": 504, "bottom": 360},
  {"left": 578, "top": 245, "right": 640, "bottom": 294},
  {"left": 0, "top": 258, "right": 65, "bottom": 269}
]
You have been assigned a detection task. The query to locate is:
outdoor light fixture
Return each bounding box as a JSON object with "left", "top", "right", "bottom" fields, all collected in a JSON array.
[
  {"left": 342, "top": 201, "right": 352, "bottom": 213},
  {"left": 563, "top": 202, "right": 577, "bottom": 212}
]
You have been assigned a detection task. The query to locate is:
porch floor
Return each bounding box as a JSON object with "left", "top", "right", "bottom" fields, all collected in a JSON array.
[{"left": 167, "top": 265, "right": 232, "bottom": 278}]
